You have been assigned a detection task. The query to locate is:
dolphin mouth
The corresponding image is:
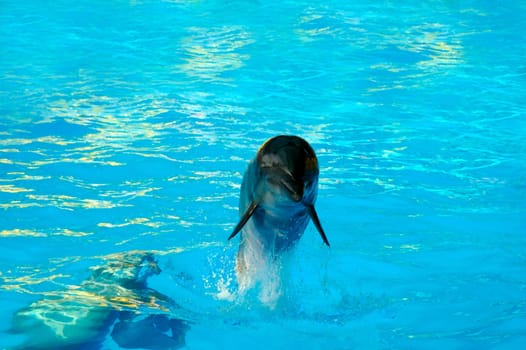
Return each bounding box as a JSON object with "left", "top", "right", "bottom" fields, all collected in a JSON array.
[
  {"left": 263, "top": 166, "right": 304, "bottom": 202},
  {"left": 279, "top": 177, "right": 303, "bottom": 202}
]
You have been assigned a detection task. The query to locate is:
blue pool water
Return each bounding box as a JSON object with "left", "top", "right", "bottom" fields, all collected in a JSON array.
[{"left": 1, "top": 0, "right": 526, "bottom": 348}]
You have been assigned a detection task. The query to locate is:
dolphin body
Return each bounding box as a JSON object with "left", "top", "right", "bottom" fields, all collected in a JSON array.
[
  {"left": 9, "top": 251, "right": 188, "bottom": 350},
  {"left": 228, "top": 135, "right": 329, "bottom": 302}
]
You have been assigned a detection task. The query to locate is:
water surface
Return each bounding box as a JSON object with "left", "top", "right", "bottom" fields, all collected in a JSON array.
[{"left": 1, "top": 1, "right": 525, "bottom": 349}]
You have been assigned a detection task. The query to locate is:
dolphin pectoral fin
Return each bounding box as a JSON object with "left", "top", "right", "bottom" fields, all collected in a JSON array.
[
  {"left": 228, "top": 201, "right": 259, "bottom": 241},
  {"left": 306, "top": 204, "right": 330, "bottom": 247}
]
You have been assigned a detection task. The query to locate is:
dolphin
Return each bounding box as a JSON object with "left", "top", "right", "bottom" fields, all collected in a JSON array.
[
  {"left": 9, "top": 251, "right": 188, "bottom": 350},
  {"left": 228, "top": 135, "right": 329, "bottom": 300}
]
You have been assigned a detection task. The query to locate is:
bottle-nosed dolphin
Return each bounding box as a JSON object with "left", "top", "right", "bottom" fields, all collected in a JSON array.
[
  {"left": 9, "top": 251, "right": 188, "bottom": 350},
  {"left": 228, "top": 135, "right": 329, "bottom": 304}
]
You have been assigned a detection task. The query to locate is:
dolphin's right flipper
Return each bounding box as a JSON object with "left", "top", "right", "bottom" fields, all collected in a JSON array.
[{"left": 228, "top": 201, "right": 259, "bottom": 241}]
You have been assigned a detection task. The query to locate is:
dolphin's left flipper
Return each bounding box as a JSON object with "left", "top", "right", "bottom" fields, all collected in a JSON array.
[
  {"left": 228, "top": 201, "right": 259, "bottom": 241},
  {"left": 306, "top": 204, "right": 330, "bottom": 247},
  {"left": 111, "top": 314, "right": 188, "bottom": 350}
]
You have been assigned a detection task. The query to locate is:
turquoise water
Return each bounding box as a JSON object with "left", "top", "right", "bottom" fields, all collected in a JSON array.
[{"left": 1, "top": 0, "right": 526, "bottom": 348}]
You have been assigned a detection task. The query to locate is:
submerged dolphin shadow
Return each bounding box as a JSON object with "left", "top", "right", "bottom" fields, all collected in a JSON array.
[
  {"left": 228, "top": 135, "right": 330, "bottom": 306},
  {"left": 8, "top": 251, "right": 190, "bottom": 350}
]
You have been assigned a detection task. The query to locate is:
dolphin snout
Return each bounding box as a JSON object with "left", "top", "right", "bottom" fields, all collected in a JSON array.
[{"left": 280, "top": 177, "right": 303, "bottom": 202}]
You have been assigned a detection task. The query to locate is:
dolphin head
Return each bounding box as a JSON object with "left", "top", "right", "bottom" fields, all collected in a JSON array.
[
  {"left": 229, "top": 135, "right": 330, "bottom": 247},
  {"left": 257, "top": 135, "right": 319, "bottom": 204}
]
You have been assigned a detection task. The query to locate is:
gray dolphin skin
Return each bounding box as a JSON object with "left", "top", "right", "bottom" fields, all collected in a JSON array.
[{"left": 228, "top": 135, "right": 329, "bottom": 278}]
